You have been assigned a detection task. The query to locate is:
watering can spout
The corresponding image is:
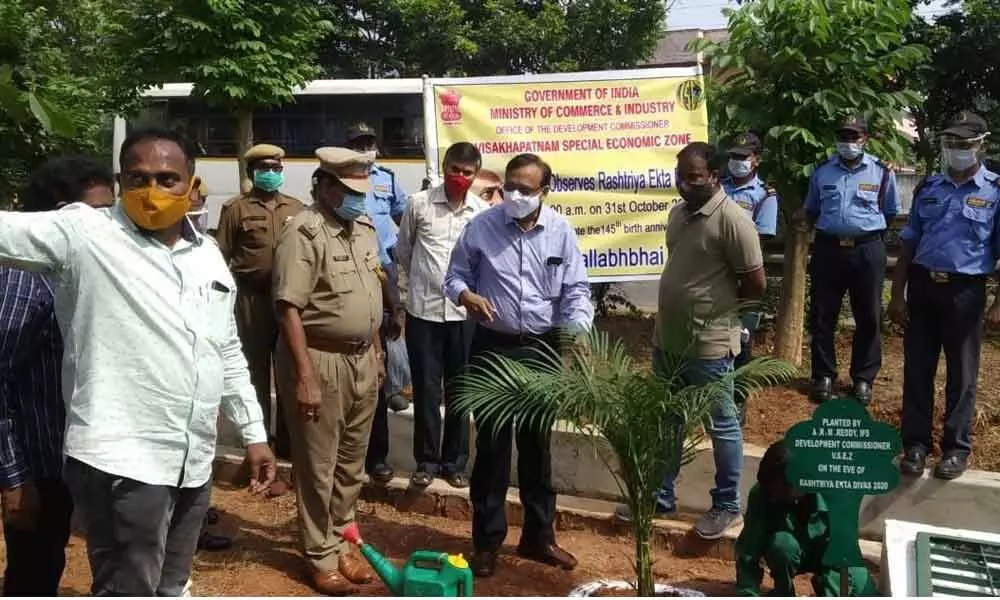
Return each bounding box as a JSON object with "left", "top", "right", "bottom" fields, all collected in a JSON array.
[{"left": 342, "top": 522, "right": 404, "bottom": 594}]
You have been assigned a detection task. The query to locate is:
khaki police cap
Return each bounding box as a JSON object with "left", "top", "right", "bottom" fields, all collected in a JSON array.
[
  {"left": 315, "top": 147, "right": 373, "bottom": 195},
  {"left": 244, "top": 144, "right": 285, "bottom": 162}
]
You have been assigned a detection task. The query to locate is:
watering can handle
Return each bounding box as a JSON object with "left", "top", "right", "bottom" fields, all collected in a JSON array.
[{"left": 407, "top": 550, "right": 446, "bottom": 568}]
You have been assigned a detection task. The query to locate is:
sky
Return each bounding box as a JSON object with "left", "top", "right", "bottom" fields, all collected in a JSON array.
[{"left": 667, "top": 0, "right": 957, "bottom": 30}]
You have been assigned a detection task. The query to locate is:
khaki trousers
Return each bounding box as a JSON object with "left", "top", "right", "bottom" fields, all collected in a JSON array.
[
  {"left": 235, "top": 288, "right": 289, "bottom": 454},
  {"left": 275, "top": 339, "right": 378, "bottom": 572}
]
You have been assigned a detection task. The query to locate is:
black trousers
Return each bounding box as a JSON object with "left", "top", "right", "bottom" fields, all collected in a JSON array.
[
  {"left": 63, "top": 458, "right": 211, "bottom": 596},
  {"left": 469, "top": 327, "right": 559, "bottom": 552},
  {"left": 901, "top": 265, "right": 985, "bottom": 457},
  {"left": 2, "top": 477, "right": 73, "bottom": 596},
  {"left": 808, "top": 233, "right": 886, "bottom": 384},
  {"left": 406, "top": 314, "right": 475, "bottom": 475}
]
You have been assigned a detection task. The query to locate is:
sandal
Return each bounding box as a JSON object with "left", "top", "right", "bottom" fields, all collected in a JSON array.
[{"left": 410, "top": 471, "right": 434, "bottom": 487}]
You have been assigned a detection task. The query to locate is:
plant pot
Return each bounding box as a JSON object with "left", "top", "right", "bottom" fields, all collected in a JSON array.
[{"left": 568, "top": 580, "right": 705, "bottom": 597}]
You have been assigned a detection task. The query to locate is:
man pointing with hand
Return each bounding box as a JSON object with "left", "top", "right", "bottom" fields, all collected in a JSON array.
[{"left": 444, "top": 152, "right": 592, "bottom": 579}]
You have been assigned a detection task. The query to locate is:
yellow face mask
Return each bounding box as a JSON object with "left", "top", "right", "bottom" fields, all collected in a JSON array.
[{"left": 121, "top": 178, "right": 197, "bottom": 231}]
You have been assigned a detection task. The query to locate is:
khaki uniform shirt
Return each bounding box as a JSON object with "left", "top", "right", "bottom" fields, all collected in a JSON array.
[
  {"left": 215, "top": 191, "right": 305, "bottom": 292},
  {"left": 653, "top": 189, "right": 763, "bottom": 359},
  {"left": 272, "top": 207, "right": 383, "bottom": 345}
]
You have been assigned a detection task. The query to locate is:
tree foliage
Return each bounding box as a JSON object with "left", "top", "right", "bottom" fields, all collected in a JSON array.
[
  {"left": 0, "top": 0, "right": 138, "bottom": 205},
  {"left": 318, "top": 0, "right": 667, "bottom": 78},
  {"left": 906, "top": 0, "right": 1000, "bottom": 171},
  {"left": 454, "top": 310, "right": 795, "bottom": 596}
]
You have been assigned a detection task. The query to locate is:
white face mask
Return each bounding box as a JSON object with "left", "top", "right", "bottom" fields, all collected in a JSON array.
[
  {"left": 187, "top": 209, "right": 208, "bottom": 233},
  {"left": 728, "top": 158, "right": 753, "bottom": 178},
  {"left": 502, "top": 189, "right": 541, "bottom": 219},
  {"left": 942, "top": 147, "right": 980, "bottom": 171},
  {"left": 836, "top": 142, "right": 864, "bottom": 160}
]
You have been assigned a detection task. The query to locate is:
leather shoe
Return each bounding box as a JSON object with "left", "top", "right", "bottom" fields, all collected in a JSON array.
[
  {"left": 311, "top": 570, "right": 356, "bottom": 596},
  {"left": 338, "top": 550, "right": 373, "bottom": 584},
  {"left": 471, "top": 550, "right": 497, "bottom": 578},
  {"left": 197, "top": 531, "right": 233, "bottom": 552},
  {"left": 852, "top": 380, "right": 872, "bottom": 405},
  {"left": 934, "top": 453, "right": 969, "bottom": 480},
  {"left": 369, "top": 463, "right": 394, "bottom": 484},
  {"left": 900, "top": 447, "right": 927, "bottom": 476},
  {"left": 810, "top": 376, "right": 833, "bottom": 403},
  {"left": 516, "top": 541, "right": 578, "bottom": 571}
]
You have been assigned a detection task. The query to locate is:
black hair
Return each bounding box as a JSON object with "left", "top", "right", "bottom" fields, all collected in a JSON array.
[
  {"left": 442, "top": 142, "right": 482, "bottom": 170},
  {"left": 505, "top": 153, "right": 553, "bottom": 187},
  {"left": 21, "top": 155, "right": 114, "bottom": 212},
  {"left": 678, "top": 141, "right": 723, "bottom": 172},
  {"left": 757, "top": 439, "right": 790, "bottom": 487},
  {"left": 119, "top": 126, "right": 196, "bottom": 175}
]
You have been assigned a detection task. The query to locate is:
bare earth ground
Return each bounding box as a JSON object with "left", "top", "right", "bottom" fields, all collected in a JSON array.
[
  {"left": 6, "top": 486, "right": 818, "bottom": 597},
  {"left": 596, "top": 314, "right": 1000, "bottom": 471}
]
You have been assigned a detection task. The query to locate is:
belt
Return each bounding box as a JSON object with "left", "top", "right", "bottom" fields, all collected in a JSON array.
[
  {"left": 307, "top": 338, "right": 373, "bottom": 355},
  {"left": 815, "top": 230, "right": 884, "bottom": 248},
  {"left": 477, "top": 327, "right": 555, "bottom": 347},
  {"left": 912, "top": 264, "right": 987, "bottom": 284}
]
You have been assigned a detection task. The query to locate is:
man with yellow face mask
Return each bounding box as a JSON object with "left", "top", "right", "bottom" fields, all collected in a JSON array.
[{"left": 0, "top": 126, "right": 276, "bottom": 596}]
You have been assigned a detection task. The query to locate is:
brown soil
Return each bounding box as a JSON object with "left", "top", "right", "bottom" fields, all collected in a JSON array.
[
  {"left": 4, "top": 486, "right": 817, "bottom": 597},
  {"left": 595, "top": 314, "right": 1000, "bottom": 472}
]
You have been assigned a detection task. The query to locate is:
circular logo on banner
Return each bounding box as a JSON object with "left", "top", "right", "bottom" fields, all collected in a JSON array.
[{"left": 676, "top": 79, "right": 703, "bottom": 111}]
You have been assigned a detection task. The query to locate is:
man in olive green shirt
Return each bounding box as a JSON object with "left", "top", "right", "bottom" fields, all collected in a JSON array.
[{"left": 736, "top": 440, "right": 879, "bottom": 597}]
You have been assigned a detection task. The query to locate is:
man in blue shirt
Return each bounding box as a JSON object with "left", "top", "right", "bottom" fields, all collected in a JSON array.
[
  {"left": 724, "top": 132, "right": 778, "bottom": 425},
  {"left": 345, "top": 123, "right": 411, "bottom": 484},
  {"left": 0, "top": 156, "right": 114, "bottom": 596},
  {"left": 445, "top": 153, "right": 593, "bottom": 578},
  {"left": 888, "top": 111, "right": 1000, "bottom": 481},
  {"left": 804, "top": 115, "right": 900, "bottom": 405}
]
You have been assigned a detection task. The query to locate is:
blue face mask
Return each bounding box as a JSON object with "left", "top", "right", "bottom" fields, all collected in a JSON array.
[
  {"left": 334, "top": 191, "right": 367, "bottom": 221},
  {"left": 728, "top": 158, "right": 753, "bottom": 178},
  {"left": 254, "top": 170, "right": 284, "bottom": 192}
]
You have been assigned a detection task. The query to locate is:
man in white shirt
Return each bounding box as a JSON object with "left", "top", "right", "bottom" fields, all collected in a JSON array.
[
  {"left": 395, "top": 142, "right": 489, "bottom": 488},
  {"left": 0, "top": 127, "right": 276, "bottom": 596}
]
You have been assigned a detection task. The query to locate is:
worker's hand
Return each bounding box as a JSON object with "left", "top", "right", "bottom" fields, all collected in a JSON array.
[
  {"left": 459, "top": 291, "right": 496, "bottom": 323},
  {"left": 296, "top": 374, "right": 323, "bottom": 422},
  {"left": 887, "top": 294, "right": 908, "bottom": 326},
  {"left": 245, "top": 442, "right": 277, "bottom": 495},
  {"left": 987, "top": 300, "right": 1000, "bottom": 330},
  {"left": 387, "top": 308, "right": 405, "bottom": 340},
  {"left": 2, "top": 480, "right": 40, "bottom": 531}
]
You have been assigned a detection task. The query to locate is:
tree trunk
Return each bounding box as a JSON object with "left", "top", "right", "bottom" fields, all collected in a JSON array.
[
  {"left": 235, "top": 107, "right": 253, "bottom": 194},
  {"left": 773, "top": 225, "right": 810, "bottom": 366},
  {"left": 633, "top": 514, "right": 654, "bottom": 596}
]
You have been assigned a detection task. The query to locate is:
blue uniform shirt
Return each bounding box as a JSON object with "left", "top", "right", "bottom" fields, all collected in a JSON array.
[
  {"left": 723, "top": 175, "right": 779, "bottom": 235},
  {"left": 804, "top": 153, "right": 900, "bottom": 237},
  {"left": 901, "top": 166, "right": 1000, "bottom": 276},
  {"left": 364, "top": 165, "right": 409, "bottom": 265}
]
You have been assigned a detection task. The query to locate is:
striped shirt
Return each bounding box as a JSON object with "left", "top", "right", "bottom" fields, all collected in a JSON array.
[{"left": 0, "top": 267, "right": 65, "bottom": 487}]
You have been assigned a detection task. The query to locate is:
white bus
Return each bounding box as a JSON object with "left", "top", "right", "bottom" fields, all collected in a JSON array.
[{"left": 112, "top": 78, "right": 427, "bottom": 230}]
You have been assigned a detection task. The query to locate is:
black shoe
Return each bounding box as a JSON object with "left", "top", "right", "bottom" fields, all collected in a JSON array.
[
  {"left": 934, "top": 453, "right": 969, "bottom": 480},
  {"left": 368, "top": 463, "right": 394, "bottom": 484},
  {"left": 852, "top": 380, "right": 872, "bottom": 405},
  {"left": 470, "top": 550, "right": 496, "bottom": 578},
  {"left": 198, "top": 531, "right": 233, "bottom": 552},
  {"left": 900, "top": 447, "right": 927, "bottom": 476},
  {"left": 810, "top": 377, "right": 833, "bottom": 403},
  {"left": 516, "top": 541, "right": 578, "bottom": 571},
  {"left": 410, "top": 470, "right": 434, "bottom": 487}
]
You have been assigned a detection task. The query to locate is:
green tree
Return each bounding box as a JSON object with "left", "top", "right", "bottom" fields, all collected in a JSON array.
[
  {"left": 692, "top": 0, "right": 927, "bottom": 365},
  {"left": 318, "top": 0, "right": 667, "bottom": 78},
  {"left": 120, "top": 0, "right": 333, "bottom": 190},
  {"left": 0, "top": 0, "right": 138, "bottom": 205},
  {"left": 906, "top": 0, "right": 1000, "bottom": 172},
  {"left": 454, "top": 312, "right": 794, "bottom": 596}
]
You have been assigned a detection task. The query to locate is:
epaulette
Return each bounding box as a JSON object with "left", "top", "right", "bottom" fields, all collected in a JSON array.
[
  {"left": 296, "top": 212, "right": 324, "bottom": 240},
  {"left": 985, "top": 170, "right": 1000, "bottom": 188},
  {"left": 221, "top": 194, "right": 243, "bottom": 208}
]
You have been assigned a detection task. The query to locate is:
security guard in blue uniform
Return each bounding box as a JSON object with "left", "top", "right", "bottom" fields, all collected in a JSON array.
[
  {"left": 724, "top": 132, "right": 778, "bottom": 425},
  {"left": 345, "top": 123, "right": 409, "bottom": 483},
  {"left": 889, "top": 111, "right": 1000, "bottom": 480},
  {"left": 804, "top": 115, "right": 900, "bottom": 405}
]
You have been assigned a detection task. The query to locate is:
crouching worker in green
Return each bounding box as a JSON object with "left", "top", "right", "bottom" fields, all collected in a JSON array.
[{"left": 736, "top": 440, "right": 880, "bottom": 596}]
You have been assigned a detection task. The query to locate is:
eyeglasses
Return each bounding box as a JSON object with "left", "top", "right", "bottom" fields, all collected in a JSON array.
[{"left": 256, "top": 165, "right": 284, "bottom": 173}]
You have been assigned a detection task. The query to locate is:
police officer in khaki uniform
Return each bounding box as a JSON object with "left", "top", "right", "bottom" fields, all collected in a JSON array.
[
  {"left": 273, "top": 147, "right": 386, "bottom": 596},
  {"left": 216, "top": 144, "right": 304, "bottom": 468}
]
